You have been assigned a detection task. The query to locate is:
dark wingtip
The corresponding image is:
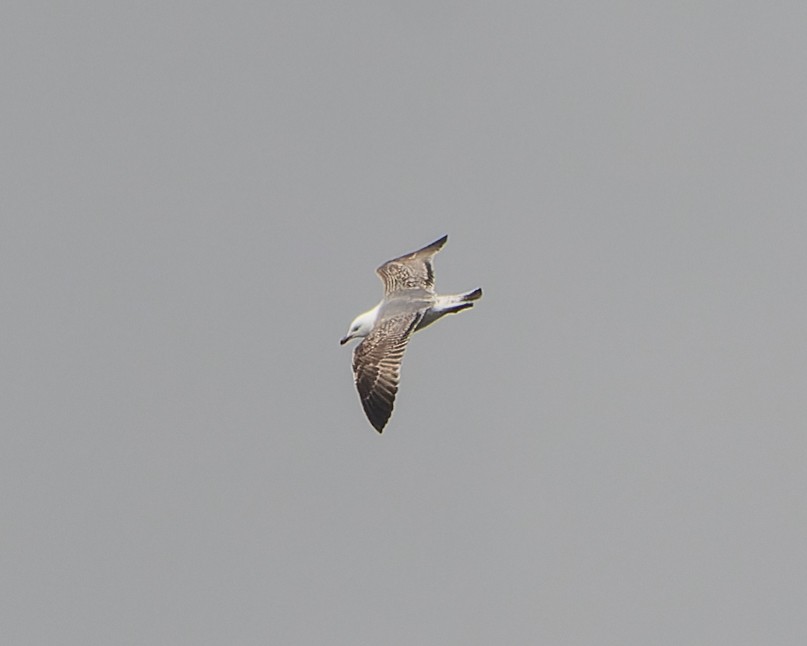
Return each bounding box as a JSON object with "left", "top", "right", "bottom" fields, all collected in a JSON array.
[
  {"left": 417, "top": 234, "right": 447, "bottom": 255},
  {"left": 362, "top": 398, "right": 391, "bottom": 433},
  {"left": 466, "top": 287, "right": 483, "bottom": 301}
]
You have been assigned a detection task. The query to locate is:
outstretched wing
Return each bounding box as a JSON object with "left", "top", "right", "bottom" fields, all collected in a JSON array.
[
  {"left": 352, "top": 312, "right": 423, "bottom": 433},
  {"left": 376, "top": 235, "right": 447, "bottom": 296}
]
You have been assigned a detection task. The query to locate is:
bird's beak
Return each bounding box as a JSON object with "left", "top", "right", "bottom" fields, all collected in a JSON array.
[{"left": 339, "top": 335, "right": 350, "bottom": 346}]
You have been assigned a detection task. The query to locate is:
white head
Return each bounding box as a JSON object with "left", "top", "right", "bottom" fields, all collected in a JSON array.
[{"left": 340, "top": 304, "right": 380, "bottom": 345}]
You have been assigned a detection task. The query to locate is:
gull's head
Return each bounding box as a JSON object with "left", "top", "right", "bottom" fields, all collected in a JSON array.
[{"left": 340, "top": 305, "right": 380, "bottom": 345}]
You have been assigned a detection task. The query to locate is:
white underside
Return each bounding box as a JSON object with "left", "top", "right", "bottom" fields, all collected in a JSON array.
[{"left": 344, "top": 292, "right": 475, "bottom": 344}]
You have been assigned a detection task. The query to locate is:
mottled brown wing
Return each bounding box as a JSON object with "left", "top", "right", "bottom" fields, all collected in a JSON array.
[
  {"left": 352, "top": 312, "right": 423, "bottom": 433},
  {"left": 376, "top": 235, "right": 447, "bottom": 296}
]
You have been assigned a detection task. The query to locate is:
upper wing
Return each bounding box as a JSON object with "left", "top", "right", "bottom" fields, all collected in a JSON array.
[
  {"left": 376, "top": 235, "right": 447, "bottom": 296},
  {"left": 352, "top": 311, "right": 423, "bottom": 433}
]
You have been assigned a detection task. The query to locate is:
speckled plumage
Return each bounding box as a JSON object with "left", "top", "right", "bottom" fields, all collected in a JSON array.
[{"left": 341, "top": 235, "right": 482, "bottom": 433}]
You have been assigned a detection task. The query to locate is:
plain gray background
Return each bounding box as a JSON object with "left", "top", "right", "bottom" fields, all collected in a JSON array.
[{"left": 3, "top": 2, "right": 806, "bottom": 644}]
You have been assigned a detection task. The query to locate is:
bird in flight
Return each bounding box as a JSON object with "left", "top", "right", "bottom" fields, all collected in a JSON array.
[{"left": 340, "top": 235, "right": 482, "bottom": 433}]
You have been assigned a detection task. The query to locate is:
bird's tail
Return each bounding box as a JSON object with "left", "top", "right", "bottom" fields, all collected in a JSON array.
[
  {"left": 437, "top": 288, "right": 483, "bottom": 314},
  {"left": 416, "top": 288, "right": 482, "bottom": 331},
  {"left": 462, "top": 287, "right": 483, "bottom": 302}
]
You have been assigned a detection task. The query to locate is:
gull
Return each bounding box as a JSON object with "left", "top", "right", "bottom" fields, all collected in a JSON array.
[{"left": 340, "top": 235, "right": 482, "bottom": 433}]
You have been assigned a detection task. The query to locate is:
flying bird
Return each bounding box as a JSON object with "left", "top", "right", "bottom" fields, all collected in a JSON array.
[{"left": 340, "top": 235, "right": 482, "bottom": 433}]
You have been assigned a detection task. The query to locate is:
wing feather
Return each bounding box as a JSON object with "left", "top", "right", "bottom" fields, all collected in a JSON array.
[
  {"left": 375, "top": 235, "right": 447, "bottom": 296},
  {"left": 352, "top": 312, "right": 423, "bottom": 433}
]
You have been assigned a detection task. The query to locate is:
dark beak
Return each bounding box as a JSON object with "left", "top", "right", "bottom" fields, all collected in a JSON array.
[{"left": 339, "top": 336, "right": 350, "bottom": 345}]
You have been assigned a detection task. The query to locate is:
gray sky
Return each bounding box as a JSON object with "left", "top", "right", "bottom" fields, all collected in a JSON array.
[{"left": 3, "top": 2, "right": 806, "bottom": 644}]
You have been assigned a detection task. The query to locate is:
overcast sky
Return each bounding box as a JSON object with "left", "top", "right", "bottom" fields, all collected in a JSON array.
[{"left": 3, "top": 2, "right": 806, "bottom": 644}]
